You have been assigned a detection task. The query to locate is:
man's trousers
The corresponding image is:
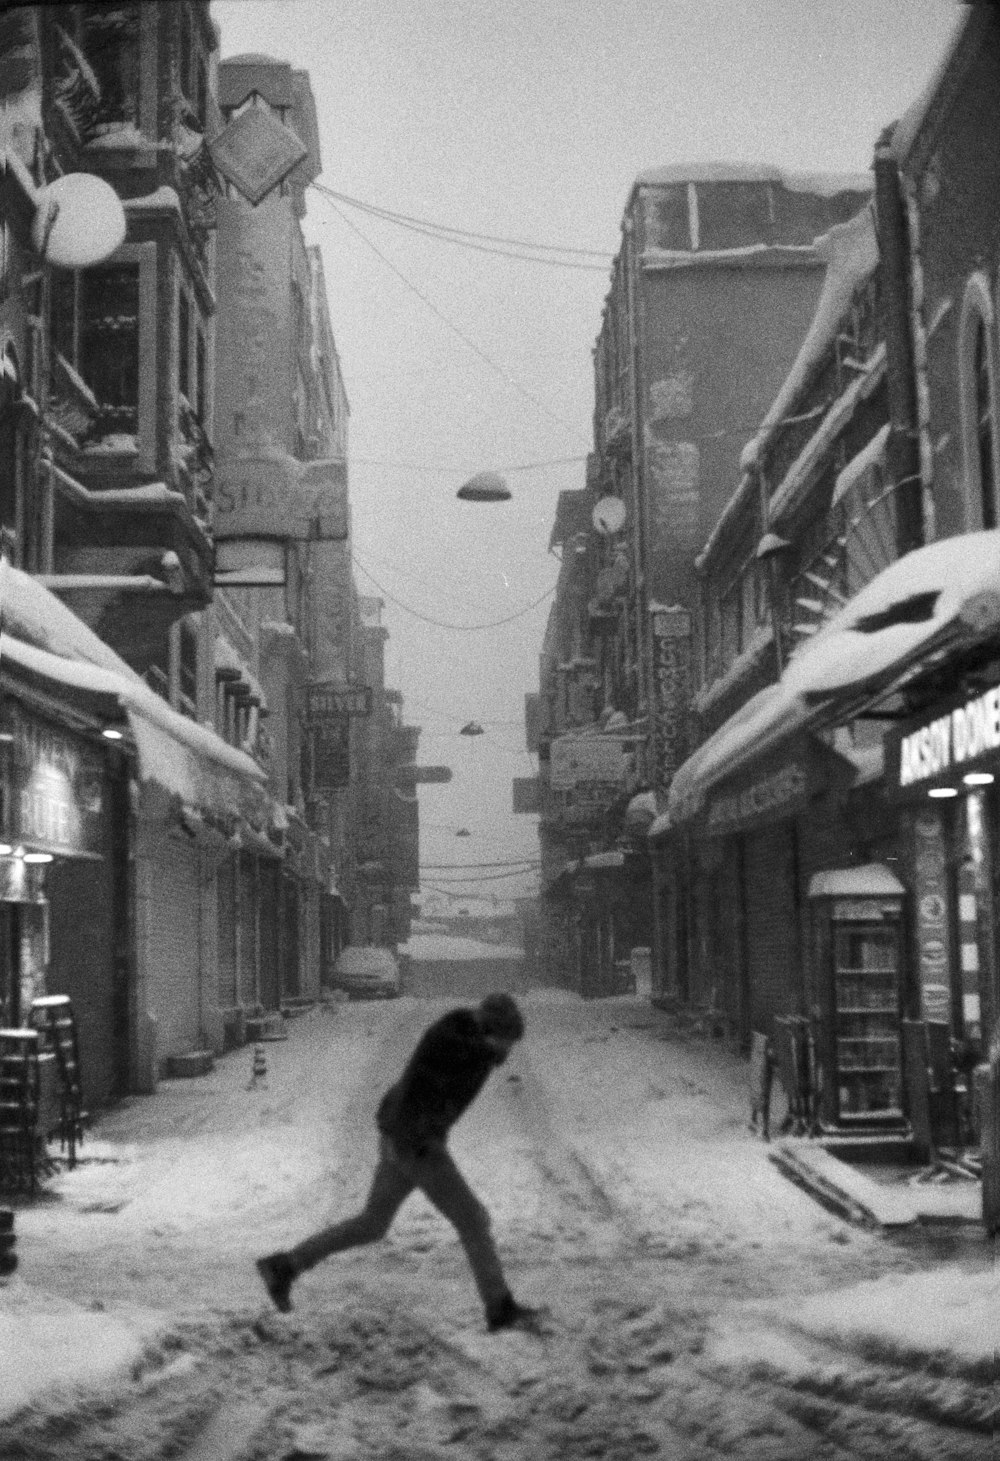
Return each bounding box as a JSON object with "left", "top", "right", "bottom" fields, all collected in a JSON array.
[{"left": 287, "top": 1135, "right": 510, "bottom": 1312}]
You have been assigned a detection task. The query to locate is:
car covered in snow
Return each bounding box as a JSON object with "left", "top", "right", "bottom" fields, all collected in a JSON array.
[{"left": 332, "top": 945, "right": 401, "bottom": 999}]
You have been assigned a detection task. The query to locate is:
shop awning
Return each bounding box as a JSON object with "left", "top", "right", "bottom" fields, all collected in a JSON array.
[
  {"left": 664, "top": 529, "right": 1000, "bottom": 833},
  {"left": 1, "top": 565, "right": 271, "bottom": 831}
]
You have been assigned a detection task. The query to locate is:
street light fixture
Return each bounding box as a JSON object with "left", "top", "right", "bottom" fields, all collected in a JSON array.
[{"left": 456, "top": 471, "right": 511, "bottom": 503}]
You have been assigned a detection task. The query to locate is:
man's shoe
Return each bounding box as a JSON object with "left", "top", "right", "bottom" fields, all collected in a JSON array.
[
  {"left": 256, "top": 1252, "right": 295, "bottom": 1313},
  {"left": 486, "top": 1293, "right": 547, "bottom": 1334}
]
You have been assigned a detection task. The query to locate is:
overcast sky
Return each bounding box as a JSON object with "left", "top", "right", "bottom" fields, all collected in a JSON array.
[{"left": 212, "top": 0, "right": 962, "bottom": 905}]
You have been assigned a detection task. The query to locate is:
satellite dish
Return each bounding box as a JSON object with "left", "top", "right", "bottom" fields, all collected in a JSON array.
[
  {"left": 32, "top": 174, "right": 127, "bottom": 269},
  {"left": 457, "top": 471, "right": 511, "bottom": 503},
  {"left": 592, "top": 495, "right": 627, "bottom": 536}
]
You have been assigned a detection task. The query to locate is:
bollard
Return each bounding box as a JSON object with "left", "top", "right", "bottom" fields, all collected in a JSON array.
[
  {"left": 0, "top": 1208, "right": 17, "bottom": 1276},
  {"left": 247, "top": 1043, "right": 268, "bottom": 1089}
]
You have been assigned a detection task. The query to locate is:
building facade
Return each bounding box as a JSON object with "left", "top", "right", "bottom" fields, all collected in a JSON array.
[{"left": 0, "top": 8, "right": 416, "bottom": 1118}]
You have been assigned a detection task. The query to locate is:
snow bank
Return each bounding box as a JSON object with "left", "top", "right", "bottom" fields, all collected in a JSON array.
[
  {"left": 786, "top": 1266, "right": 1000, "bottom": 1374},
  {"left": 0, "top": 1288, "right": 165, "bottom": 1423}
]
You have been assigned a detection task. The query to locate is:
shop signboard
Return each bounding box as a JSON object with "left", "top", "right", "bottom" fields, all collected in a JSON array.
[
  {"left": 307, "top": 682, "right": 372, "bottom": 721},
  {"left": 910, "top": 809, "right": 953, "bottom": 1025},
  {"left": 512, "top": 776, "right": 540, "bottom": 814},
  {"left": 649, "top": 605, "right": 691, "bottom": 792},
  {"left": 888, "top": 677, "right": 1000, "bottom": 794},
  {"left": 549, "top": 733, "right": 627, "bottom": 791},
  {"left": 0, "top": 701, "right": 105, "bottom": 858},
  {"left": 700, "top": 735, "right": 853, "bottom": 839},
  {"left": 309, "top": 718, "right": 350, "bottom": 791}
]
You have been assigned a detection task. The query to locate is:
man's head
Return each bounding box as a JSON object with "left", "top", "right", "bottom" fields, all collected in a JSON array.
[{"left": 476, "top": 992, "right": 525, "bottom": 1060}]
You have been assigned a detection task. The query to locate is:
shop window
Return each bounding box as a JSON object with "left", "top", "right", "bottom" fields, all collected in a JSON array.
[
  {"left": 958, "top": 274, "right": 1000, "bottom": 531},
  {"left": 79, "top": 3, "right": 140, "bottom": 130},
  {"left": 178, "top": 620, "right": 198, "bottom": 720},
  {"left": 79, "top": 265, "right": 139, "bottom": 429}
]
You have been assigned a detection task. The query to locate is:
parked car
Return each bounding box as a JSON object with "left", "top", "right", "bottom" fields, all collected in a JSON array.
[{"left": 333, "top": 946, "right": 401, "bottom": 999}]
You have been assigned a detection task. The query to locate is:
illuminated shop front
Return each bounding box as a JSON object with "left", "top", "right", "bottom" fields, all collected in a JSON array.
[
  {"left": 0, "top": 683, "right": 130, "bottom": 1104},
  {"left": 886, "top": 676, "right": 1000, "bottom": 1054}
]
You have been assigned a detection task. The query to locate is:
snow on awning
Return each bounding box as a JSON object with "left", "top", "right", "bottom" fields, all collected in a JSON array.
[
  {"left": 740, "top": 205, "right": 879, "bottom": 474},
  {"left": 807, "top": 863, "right": 905, "bottom": 899},
  {"left": 666, "top": 530, "right": 1000, "bottom": 829},
  {"left": 582, "top": 850, "right": 625, "bottom": 871},
  {"left": 0, "top": 564, "right": 269, "bottom": 829}
]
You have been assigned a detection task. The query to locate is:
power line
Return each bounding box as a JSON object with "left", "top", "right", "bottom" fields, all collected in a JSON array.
[
  {"left": 350, "top": 452, "right": 588, "bottom": 475},
  {"left": 319, "top": 197, "right": 578, "bottom": 431},
  {"left": 311, "top": 182, "right": 612, "bottom": 260},
  {"left": 353, "top": 552, "right": 557, "bottom": 632},
  {"left": 421, "top": 859, "right": 541, "bottom": 870},
  {"left": 312, "top": 183, "right": 611, "bottom": 272}
]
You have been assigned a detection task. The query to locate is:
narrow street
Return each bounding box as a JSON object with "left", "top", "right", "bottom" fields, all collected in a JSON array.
[{"left": 5, "top": 988, "right": 995, "bottom": 1459}]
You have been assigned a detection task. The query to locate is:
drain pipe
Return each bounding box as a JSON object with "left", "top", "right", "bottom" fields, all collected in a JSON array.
[{"left": 873, "top": 140, "right": 923, "bottom": 557}]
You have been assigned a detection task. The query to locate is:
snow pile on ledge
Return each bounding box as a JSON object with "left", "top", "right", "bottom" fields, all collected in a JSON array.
[{"left": 401, "top": 934, "right": 523, "bottom": 963}]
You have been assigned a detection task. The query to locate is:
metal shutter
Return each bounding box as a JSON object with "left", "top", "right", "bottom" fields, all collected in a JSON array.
[
  {"left": 146, "top": 838, "right": 200, "bottom": 1062},
  {"left": 743, "top": 824, "right": 799, "bottom": 1037}
]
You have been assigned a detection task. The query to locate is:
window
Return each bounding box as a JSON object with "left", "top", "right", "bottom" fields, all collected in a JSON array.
[
  {"left": 958, "top": 274, "right": 1000, "bottom": 531},
  {"left": 80, "top": 265, "right": 139, "bottom": 424},
  {"left": 974, "top": 322, "right": 996, "bottom": 528},
  {"left": 178, "top": 620, "right": 198, "bottom": 720},
  {"left": 79, "top": 3, "right": 140, "bottom": 130},
  {"left": 178, "top": 290, "right": 190, "bottom": 403},
  {"left": 195, "top": 329, "right": 207, "bottom": 425}
]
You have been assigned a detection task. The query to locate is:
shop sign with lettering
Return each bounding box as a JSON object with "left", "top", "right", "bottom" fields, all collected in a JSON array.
[
  {"left": 891, "top": 679, "right": 1000, "bottom": 791},
  {"left": 701, "top": 735, "right": 854, "bottom": 838},
  {"left": 307, "top": 682, "right": 372, "bottom": 721},
  {"left": 0, "top": 702, "right": 106, "bottom": 857},
  {"left": 649, "top": 606, "right": 691, "bottom": 792}
]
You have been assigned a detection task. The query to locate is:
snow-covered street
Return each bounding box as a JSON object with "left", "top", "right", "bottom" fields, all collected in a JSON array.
[{"left": 2, "top": 989, "right": 997, "bottom": 1458}]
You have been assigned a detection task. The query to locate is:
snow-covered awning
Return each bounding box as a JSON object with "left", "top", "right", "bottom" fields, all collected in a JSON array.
[
  {"left": 664, "top": 531, "right": 1000, "bottom": 831},
  {"left": 1, "top": 565, "right": 270, "bottom": 831}
]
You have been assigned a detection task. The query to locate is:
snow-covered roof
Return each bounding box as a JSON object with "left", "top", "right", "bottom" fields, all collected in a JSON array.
[
  {"left": 664, "top": 530, "right": 1000, "bottom": 827},
  {"left": 634, "top": 162, "right": 872, "bottom": 196},
  {"left": 741, "top": 205, "right": 880, "bottom": 474},
  {"left": 888, "top": 9, "right": 970, "bottom": 166}
]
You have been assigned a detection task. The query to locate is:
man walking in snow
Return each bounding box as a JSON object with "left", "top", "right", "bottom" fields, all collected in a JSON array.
[{"left": 256, "top": 992, "right": 543, "bottom": 1332}]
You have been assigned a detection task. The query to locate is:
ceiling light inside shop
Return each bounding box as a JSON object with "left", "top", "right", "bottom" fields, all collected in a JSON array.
[
  {"left": 22, "top": 852, "right": 54, "bottom": 864},
  {"left": 102, "top": 728, "right": 124, "bottom": 740},
  {"left": 0, "top": 844, "right": 12, "bottom": 856},
  {"left": 963, "top": 772, "right": 995, "bottom": 786},
  {"left": 928, "top": 786, "right": 959, "bottom": 798}
]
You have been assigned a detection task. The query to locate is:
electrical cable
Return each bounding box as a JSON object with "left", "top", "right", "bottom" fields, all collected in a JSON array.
[
  {"left": 353, "top": 552, "right": 557, "bottom": 631},
  {"left": 421, "top": 859, "right": 541, "bottom": 870},
  {"left": 350, "top": 451, "right": 588, "bottom": 475},
  {"left": 312, "top": 183, "right": 610, "bottom": 272},
  {"left": 320, "top": 197, "right": 579, "bottom": 430},
  {"left": 311, "top": 183, "right": 611, "bottom": 259}
]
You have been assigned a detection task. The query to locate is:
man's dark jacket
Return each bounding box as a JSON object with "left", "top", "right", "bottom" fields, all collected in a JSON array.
[{"left": 377, "top": 1008, "right": 508, "bottom": 1155}]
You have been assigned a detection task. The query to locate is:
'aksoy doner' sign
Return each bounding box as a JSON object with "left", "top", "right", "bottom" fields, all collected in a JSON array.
[{"left": 897, "top": 681, "right": 1000, "bottom": 787}]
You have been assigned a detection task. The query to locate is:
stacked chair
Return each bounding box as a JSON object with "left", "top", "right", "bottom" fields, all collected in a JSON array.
[
  {"left": 0, "top": 1028, "right": 42, "bottom": 1193},
  {"left": 30, "top": 995, "right": 84, "bottom": 1168}
]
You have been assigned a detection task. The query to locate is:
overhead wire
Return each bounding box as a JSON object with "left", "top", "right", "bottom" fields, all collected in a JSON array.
[
  {"left": 311, "top": 183, "right": 611, "bottom": 272},
  {"left": 353, "top": 551, "right": 557, "bottom": 631},
  {"left": 311, "top": 183, "right": 612, "bottom": 260},
  {"left": 316, "top": 195, "right": 579, "bottom": 431}
]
